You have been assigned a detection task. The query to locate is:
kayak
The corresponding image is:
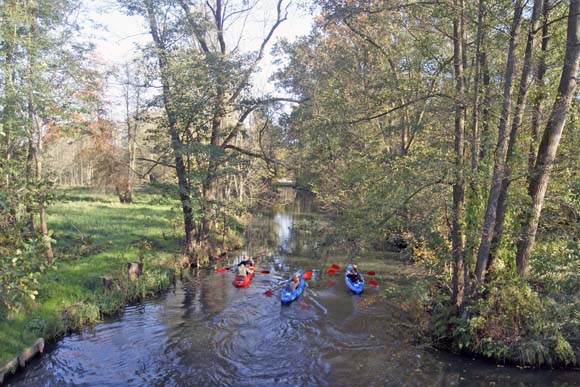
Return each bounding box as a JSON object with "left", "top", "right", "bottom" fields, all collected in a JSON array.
[
  {"left": 345, "top": 264, "right": 364, "bottom": 295},
  {"left": 233, "top": 268, "right": 255, "bottom": 288},
  {"left": 281, "top": 270, "right": 305, "bottom": 304}
]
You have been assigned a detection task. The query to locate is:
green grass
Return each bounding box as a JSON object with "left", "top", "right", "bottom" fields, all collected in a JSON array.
[{"left": 0, "top": 188, "right": 182, "bottom": 365}]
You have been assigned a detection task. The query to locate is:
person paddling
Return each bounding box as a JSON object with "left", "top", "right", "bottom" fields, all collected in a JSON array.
[
  {"left": 285, "top": 273, "right": 301, "bottom": 290},
  {"left": 346, "top": 264, "right": 363, "bottom": 283},
  {"left": 236, "top": 262, "right": 249, "bottom": 277},
  {"left": 236, "top": 256, "right": 254, "bottom": 276},
  {"left": 240, "top": 255, "right": 255, "bottom": 267}
]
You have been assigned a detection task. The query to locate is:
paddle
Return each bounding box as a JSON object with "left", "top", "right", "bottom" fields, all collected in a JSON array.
[
  {"left": 331, "top": 263, "right": 341, "bottom": 270},
  {"left": 217, "top": 265, "right": 269, "bottom": 274},
  {"left": 368, "top": 279, "right": 379, "bottom": 286},
  {"left": 264, "top": 271, "right": 312, "bottom": 296},
  {"left": 367, "top": 271, "right": 376, "bottom": 276},
  {"left": 264, "top": 281, "right": 286, "bottom": 296},
  {"left": 326, "top": 268, "right": 336, "bottom": 274}
]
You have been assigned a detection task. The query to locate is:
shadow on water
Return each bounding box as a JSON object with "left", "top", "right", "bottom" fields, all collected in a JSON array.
[{"left": 6, "top": 191, "right": 580, "bottom": 386}]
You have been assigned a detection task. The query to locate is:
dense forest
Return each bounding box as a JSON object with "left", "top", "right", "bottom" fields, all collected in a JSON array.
[{"left": 1, "top": 0, "right": 580, "bottom": 377}]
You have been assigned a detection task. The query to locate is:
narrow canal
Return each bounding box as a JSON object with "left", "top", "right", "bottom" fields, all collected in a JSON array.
[{"left": 7, "top": 198, "right": 579, "bottom": 386}]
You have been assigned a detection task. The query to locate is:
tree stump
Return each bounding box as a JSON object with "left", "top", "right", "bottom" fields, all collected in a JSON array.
[
  {"left": 100, "top": 276, "right": 114, "bottom": 289},
  {"left": 115, "top": 180, "right": 133, "bottom": 204},
  {"left": 127, "top": 262, "right": 143, "bottom": 280}
]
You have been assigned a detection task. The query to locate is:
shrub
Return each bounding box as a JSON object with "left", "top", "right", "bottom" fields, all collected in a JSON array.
[{"left": 0, "top": 237, "right": 47, "bottom": 317}]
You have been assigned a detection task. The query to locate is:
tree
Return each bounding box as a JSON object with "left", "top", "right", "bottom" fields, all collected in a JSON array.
[
  {"left": 118, "top": 0, "right": 298, "bottom": 261},
  {"left": 116, "top": 62, "right": 144, "bottom": 203},
  {"left": 451, "top": 0, "right": 466, "bottom": 306},
  {"left": 516, "top": 0, "right": 580, "bottom": 276},
  {"left": 473, "top": 0, "right": 524, "bottom": 283},
  {"left": 487, "top": 0, "right": 542, "bottom": 271},
  {"left": 0, "top": 0, "right": 91, "bottom": 311}
]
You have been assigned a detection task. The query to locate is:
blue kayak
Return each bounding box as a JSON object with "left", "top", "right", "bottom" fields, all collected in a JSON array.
[
  {"left": 345, "top": 264, "right": 364, "bottom": 295},
  {"left": 281, "top": 270, "right": 305, "bottom": 304}
]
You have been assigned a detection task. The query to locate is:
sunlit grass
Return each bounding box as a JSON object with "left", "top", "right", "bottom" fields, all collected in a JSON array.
[{"left": 0, "top": 188, "right": 181, "bottom": 365}]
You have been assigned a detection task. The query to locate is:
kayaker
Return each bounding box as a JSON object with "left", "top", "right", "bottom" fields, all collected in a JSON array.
[
  {"left": 347, "top": 265, "right": 363, "bottom": 283},
  {"left": 236, "top": 263, "right": 249, "bottom": 277},
  {"left": 245, "top": 261, "right": 255, "bottom": 275},
  {"left": 240, "top": 255, "right": 255, "bottom": 267},
  {"left": 286, "top": 273, "right": 300, "bottom": 290}
]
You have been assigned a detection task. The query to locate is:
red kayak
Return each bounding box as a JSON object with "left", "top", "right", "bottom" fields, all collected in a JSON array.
[{"left": 233, "top": 270, "right": 255, "bottom": 288}]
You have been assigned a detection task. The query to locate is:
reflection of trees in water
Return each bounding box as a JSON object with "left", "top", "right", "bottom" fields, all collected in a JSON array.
[
  {"left": 244, "top": 209, "right": 322, "bottom": 257},
  {"left": 243, "top": 189, "right": 361, "bottom": 260},
  {"left": 243, "top": 210, "right": 280, "bottom": 254},
  {"left": 178, "top": 270, "right": 230, "bottom": 320}
]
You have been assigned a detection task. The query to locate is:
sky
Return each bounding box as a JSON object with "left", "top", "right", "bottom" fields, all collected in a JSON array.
[{"left": 82, "top": 1, "right": 314, "bottom": 118}]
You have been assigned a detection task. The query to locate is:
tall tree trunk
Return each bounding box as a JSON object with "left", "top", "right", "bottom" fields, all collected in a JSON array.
[
  {"left": 145, "top": 0, "right": 196, "bottom": 255},
  {"left": 529, "top": 0, "right": 550, "bottom": 176},
  {"left": 29, "top": 113, "right": 54, "bottom": 262},
  {"left": 516, "top": 0, "right": 580, "bottom": 276},
  {"left": 474, "top": 1, "right": 524, "bottom": 283},
  {"left": 451, "top": 0, "right": 466, "bottom": 307},
  {"left": 488, "top": 0, "right": 542, "bottom": 268},
  {"left": 478, "top": 49, "right": 492, "bottom": 163},
  {"left": 123, "top": 64, "right": 139, "bottom": 204},
  {"left": 401, "top": 113, "right": 409, "bottom": 155},
  {"left": 2, "top": 6, "right": 16, "bottom": 177},
  {"left": 470, "top": 0, "right": 485, "bottom": 170},
  {"left": 34, "top": 141, "right": 53, "bottom": 263},
  {"left": 26, "top": 139, "right": 35, "bottom": 233},
  {"left": 26, "top": 10, "right": 53, "bottom": 262}
]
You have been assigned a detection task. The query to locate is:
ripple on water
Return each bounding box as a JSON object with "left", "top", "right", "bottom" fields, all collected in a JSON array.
[{"left": 6, "top": 263, "right": 580, "bottom": 387}]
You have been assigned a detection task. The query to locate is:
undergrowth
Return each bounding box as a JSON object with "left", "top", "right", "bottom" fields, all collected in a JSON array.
[{"left": 418, "top": 237, "right": 580, "bottom": 368}]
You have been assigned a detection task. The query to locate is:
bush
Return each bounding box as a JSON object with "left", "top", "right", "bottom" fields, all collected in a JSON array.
[
  {"left": 61, "top": 302, "right": 100, "bottom": 330},
  {"left": 26, "top": 315, "right": 66, "bottom": 338},
  {"left": 430, "top": 274, "right": 579, "bottom": 367},
  {"left": 0, "top": 237, "right": 47, "bottom": 317}
]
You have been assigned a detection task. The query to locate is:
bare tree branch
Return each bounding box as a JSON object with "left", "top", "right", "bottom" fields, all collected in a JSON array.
[
  {"left": 223, "top": 144, "right": 286, "bottom": 167},
  {"left": 179, "top": 0, "right": 210, "bottom": 53},
  {"left": 223, "top": 1, "right": 258, "bottom": 24},
  {"left": 227, "top": 0, "right": 289, "bottom": 105},
  {"left": 346, "top": 94, "right": 450, "bottom": 125},
  {"left": 137, "top": 156, "right": 177, "bottom": 170},
  {"left": 377, "top": 172, "right": 449, "bottom": 229},
  {"left": 221, "top": 97, "right": 306, "bottom": 147},
  {"left": 215, "top": 0, "right": 226, "bottom": 54}
]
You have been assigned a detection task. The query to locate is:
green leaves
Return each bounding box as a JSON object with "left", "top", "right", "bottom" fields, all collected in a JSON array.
[{"left": 0, "top": 236, "right": 47, "bottom": 315}]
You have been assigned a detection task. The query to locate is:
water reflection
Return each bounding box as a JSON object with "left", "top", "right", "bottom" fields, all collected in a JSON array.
[{"left": 274, "top": 212, "right": 293, "bottom": 253}]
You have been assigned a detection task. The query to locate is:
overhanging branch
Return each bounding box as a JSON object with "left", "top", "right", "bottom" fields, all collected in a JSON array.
[
  {"left": 346, "top": 93, "right": 450, "bottom": 125},
  {"left": 137, "top": 156, "right": 177, "bottom": 170},
  {"left": 228, "top": 0, "right": 289, "bottom": 104},
  {"left": 223, "top": 144, "right": 286, "bottom": 167},
  {"left": 221, "top": 96, "right": 307, "bottom": 147}
]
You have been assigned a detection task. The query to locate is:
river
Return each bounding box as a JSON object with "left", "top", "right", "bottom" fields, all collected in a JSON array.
[{"left": 6, "top": 198, "right": 579, "bottom": 386}]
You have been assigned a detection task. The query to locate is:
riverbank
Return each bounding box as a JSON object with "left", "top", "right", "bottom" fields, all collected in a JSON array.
[
  {"left": 6, "top": 251, "right": 580, "bottom": 386},
  {"left": 411, "top": 239, "right": 580, "bottom": 369},
  {"left": 0, "top": 188, "right": 240, "bottom": 382}
]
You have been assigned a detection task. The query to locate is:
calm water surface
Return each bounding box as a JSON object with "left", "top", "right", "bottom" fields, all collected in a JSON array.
[{"left": 7, "top": 203, "right": 579, "bottom": 386}]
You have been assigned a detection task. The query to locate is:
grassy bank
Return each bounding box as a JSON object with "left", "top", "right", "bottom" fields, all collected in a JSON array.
[{"left": 0, "top": 188, "right": 183, "bottom": 366}]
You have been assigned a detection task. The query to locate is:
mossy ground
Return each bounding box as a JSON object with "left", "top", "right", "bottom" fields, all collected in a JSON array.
[{"left": 0, "top": 188, "right": 184, "bottom": 365}]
